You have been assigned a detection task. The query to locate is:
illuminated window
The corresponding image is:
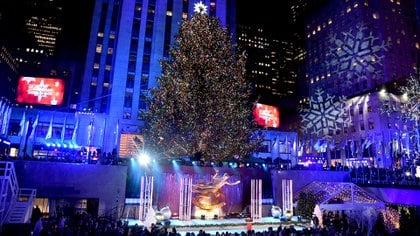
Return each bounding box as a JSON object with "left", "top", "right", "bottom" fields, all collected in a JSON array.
[
  {"left": 93, "top": 63, "right": 99, "bottom": 69},
  {"left": 97, "top": 32, "right": 104, "bottom": 37},
  {"left": 109, "top": 34, "right": 115, "bottom": 39},
  {"left": 96, "top": 44, "right": 102, "bottom": 53},
  {"left": 103, "top": 82, "right": 109, "bottom": 87},
  {"left": 166, "top": 11, "right": 172, "bottom": 16},
  {"left": 107, "top": 48, "right": 113, "bottom": 54},
  {"left": 105, "top": 65, "right": 111, "bottom": 71},
  {"left": 372, "top": 13, "right": 379, "bottom": 19}
]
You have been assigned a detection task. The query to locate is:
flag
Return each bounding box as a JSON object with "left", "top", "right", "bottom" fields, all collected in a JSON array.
[
  {"left": 329, "top": 138, "right": 336, "bottom": 150},
  {"left": 61, "top": 116, "right": 67, "bottom": 142},
  {"left": 29, "top": 113, "right": 39, "bottom": 139},
  {"left": 1, "top": 107, "right": 11, "bottom": 135},
  {"left": 45, "top": 115, "right": 53, "bottom": 139},
  {"left": 365, "top": 137, "right": 373, "bottom": 149},
  {"left": 114, "top": 119, "right": 119, "bottom": 148},
  {"left": 72, "top": 113, "right": 79, "bottom": 144},
  {"left": 0, "top": 100, "right": 4, "bottom": 130},
  {"left": 18, "top": 111, "right": 26, "bottom": 136},
  {"left": 87, "top": 117, "right": 94, "bottom": 146}
]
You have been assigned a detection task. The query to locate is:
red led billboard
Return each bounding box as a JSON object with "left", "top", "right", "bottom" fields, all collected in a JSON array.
[
  {"left": 253, "top": 103, "right": 280, "bottom": 128},
  {"left": 16, "top": 76, "right": 65, "bottom": 106}
]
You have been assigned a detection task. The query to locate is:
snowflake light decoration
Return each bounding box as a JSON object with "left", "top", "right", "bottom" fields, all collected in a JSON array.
[
  {"left": 194, "top": 1, "right": 208, "bottom": 15},
  {"left": 325, "top": 23, "right": 390, "bottom": 89},
  {"left": 300, "top": 88, "right": 351, "bottom": 138}
]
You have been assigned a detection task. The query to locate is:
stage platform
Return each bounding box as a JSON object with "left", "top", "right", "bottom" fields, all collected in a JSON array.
[{"left": 125, "top": 217, "right": 308, "bottom": 235}]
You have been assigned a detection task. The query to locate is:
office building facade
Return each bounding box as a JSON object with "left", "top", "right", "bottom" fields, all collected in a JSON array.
[{"left": 304, "top": 0, "right": 419, "bottom": 98}]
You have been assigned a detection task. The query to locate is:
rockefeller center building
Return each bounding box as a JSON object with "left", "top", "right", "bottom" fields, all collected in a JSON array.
[{"left": 300, "top": 0, "right": 420, "bottom": 168}]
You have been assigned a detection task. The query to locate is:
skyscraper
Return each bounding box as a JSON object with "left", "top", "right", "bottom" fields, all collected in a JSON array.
[
  {"left": 80, "top": 0, "right": 236, "bottom": 153},
  {"left": 304, "top": 0, "right": 419, "bottom": 98},
  {"left": 13, "top": 0, "right": 65, "bottom": 73},
  {"left": 300, "top": 0, "right": 420, "bottom": 167}
]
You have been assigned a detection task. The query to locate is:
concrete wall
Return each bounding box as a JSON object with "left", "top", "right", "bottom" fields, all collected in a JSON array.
[{"left": 12, "top": 160, "right": 127, "bottom": 217}]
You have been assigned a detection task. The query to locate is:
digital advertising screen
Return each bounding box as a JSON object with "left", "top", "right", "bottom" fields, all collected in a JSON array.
[
  {"left": 253, "top": 103, "right": 280, "bottom": 128},
  {"left": 16, "top": 76, "right": 65, "bottom": 106}
]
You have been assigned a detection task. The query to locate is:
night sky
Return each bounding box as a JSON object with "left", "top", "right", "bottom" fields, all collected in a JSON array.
[{"left": 236, "top": 1, "right": 290, "bottom": 36}]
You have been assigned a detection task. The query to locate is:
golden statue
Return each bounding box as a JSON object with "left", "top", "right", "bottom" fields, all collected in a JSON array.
[{"left": 192, "top": 169, "right": 240, "bottom": 211}]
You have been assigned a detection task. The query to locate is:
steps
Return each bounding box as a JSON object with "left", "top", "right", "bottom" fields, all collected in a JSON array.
[
  {"left": 0, "top": 162, "right": 37, "bottom": 227},
  {"left": 6, "top": 201, "right": 31, "bottom": 224}
]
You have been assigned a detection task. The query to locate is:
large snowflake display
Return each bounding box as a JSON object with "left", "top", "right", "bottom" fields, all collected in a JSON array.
[
  {"left": 326, "top": 23, "right": 389, "bottom": 88},
  {"left": 300, "top": 88, "right": 351, "bottom": 138}
]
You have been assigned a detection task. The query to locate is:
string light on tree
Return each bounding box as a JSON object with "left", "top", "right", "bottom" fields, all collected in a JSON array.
[{"left": 143, "top": 7, "right": 259, "bottom": 162}]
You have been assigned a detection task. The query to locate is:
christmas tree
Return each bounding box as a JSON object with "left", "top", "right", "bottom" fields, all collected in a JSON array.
[{"left": 143, "top": 3, "right": 259, "bottom": 162}]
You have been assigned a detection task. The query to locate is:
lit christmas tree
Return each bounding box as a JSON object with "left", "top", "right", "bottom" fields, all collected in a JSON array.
[{"left": 143, "top": 3, "right": 259, "bottom": 162}]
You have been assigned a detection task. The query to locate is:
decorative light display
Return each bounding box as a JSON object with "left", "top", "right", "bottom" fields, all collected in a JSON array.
[
  {"left": 300, "top": 88, "right": 351, "bottom": 139},
  {"left": 379, "top": 75, "right": 420, "bottom": 152},
  {"left": 193, "top": 1, "right": 208, "bottom": 15},
  {"left": 143, "top": 7, "right": 259, "bottom": 162},
  {"left": 325, "top": 23, "right": 389, "bottom": 89}
]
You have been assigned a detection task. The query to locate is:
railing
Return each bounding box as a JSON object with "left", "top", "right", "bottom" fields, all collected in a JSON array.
[
  {"left": 16, "top": 188, "right": 37, "bottom": 223},
  {"left": 0, "top": 161, "right": 20, "bottom": 227}
]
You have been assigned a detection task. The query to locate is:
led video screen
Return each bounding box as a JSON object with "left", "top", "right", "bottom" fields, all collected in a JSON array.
[{"left": 17, "top": 76, "right": 65, "bottom": 106}]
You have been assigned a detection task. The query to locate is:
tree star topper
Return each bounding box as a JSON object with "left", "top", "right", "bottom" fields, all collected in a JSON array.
[{"left": 194, "top": 1, "right": 208, "bottom": 15}]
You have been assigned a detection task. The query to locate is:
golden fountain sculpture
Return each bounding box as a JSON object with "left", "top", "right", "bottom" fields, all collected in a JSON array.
[{"left": 192, "top": 169, "right": 240, "bottom": 218}]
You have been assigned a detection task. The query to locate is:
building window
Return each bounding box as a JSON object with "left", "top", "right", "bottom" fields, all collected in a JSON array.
[{"left": 96, "top": 44, "right": 102, "bottom": 53}]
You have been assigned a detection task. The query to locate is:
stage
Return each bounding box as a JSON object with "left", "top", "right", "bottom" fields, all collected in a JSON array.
[{"left": 124, "top": 217, "right": 308, "bottom": 235}]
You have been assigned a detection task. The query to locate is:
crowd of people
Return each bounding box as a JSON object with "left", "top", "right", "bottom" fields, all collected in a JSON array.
[
  {"left": 25, "top": 209, "right": 407, "bottom": 236},
  {"left": 349, "top": 165, "right": 419, "bottom": 187}
]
